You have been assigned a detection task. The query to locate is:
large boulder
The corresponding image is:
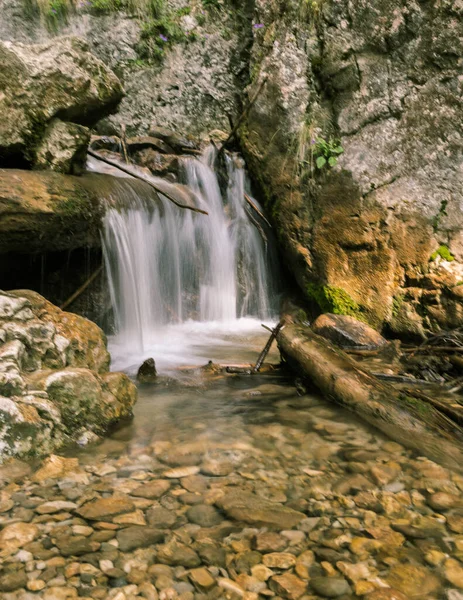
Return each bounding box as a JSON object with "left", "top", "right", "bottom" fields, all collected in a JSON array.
[
  {"left": 0, "top": 36, "right": 123, "bottom": 171},
  {"left": 240, "top": 0, "right": 463, "bottom": 338},
  {"left": 0, "top": 289, "right": 136, "bottom": 460}
]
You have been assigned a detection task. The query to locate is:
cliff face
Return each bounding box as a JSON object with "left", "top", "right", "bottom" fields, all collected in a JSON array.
[
  {"left": 1, "top": 0, "right": 462, "bottom": 337},
  {"left": 241, "top": 0, "right": 463, "bottom": 337}
]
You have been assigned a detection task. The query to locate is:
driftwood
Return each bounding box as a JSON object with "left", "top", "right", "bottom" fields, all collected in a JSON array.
[
  {"left": 244, "top": 194, "right": 272, "bottom": 229},
  {"left": 253, "top": 322, "right": 284, "bottom": 373},
  {"left": 87, "top": 149, "right": 209, "bottom": 216},
  {"left": 277, "top": 324, "right": 463, "bottom": 471},
  {"left": 60, "top": 265, "right": 103, "bottom": 311}
]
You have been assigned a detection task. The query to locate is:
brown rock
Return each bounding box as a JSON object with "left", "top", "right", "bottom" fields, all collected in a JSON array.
[
  {"left": 366, "top": 590, "right": 409, "bottom": 600},
  {"left": 0, "top": 570, "right": 27, "bottom": 592},
  {"left": 386, "top": 564, "right": 441, "bottom": 598},
  {"left": 132, "top": 479, "right": 171, "bottom": 499},
  {"left": 77, "top": 496, "right": 135, "bottom": 521},
  {"left": 263, "top": 553, "right": 297, "bottom": 569},
  {"left": 427, "top": 492, "right": 462, "bottom": 512},
  {"left": 215, "top": 490, "right": 305, "bottom": 530},
  {"left": 116, "top": 527, "right": 164, "bottom": 552},
  {"left": 270, "top": 573, "right": 307, "bottom": 599},
  {"left": 0, "top": 522, "right": 39, "bottom": 555},
  {"left": 188, "top": 567, "right": 216, "bottom": 591},
  {"left": 447, "top": 512, "right": 463, "bottom": 534},
  {"left": 444, "top": 558, "right": 463, "bottom": 589},
  {"left": 312, "top": 313, "right": 387, "bottom": 348}
]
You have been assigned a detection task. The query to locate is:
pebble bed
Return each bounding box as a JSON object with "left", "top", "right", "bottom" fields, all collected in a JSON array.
[{"left": 0, "top": 372, "right": 462, "bottom": 600}]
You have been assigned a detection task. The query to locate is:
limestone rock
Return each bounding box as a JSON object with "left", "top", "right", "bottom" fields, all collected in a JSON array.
[
  {"left": 0, "top": 36, "right": 123, "bottom": 167},
  {"left": 34, "top": 119, "right": 91, "bottom": 174},
  {"left": 312, "top": 313, "right": 387, "bottom": 348},
  {"left": 270, "top": 574, "right": 307, "bottom": 600},
  {"left": 0, "top": 290, "right": 137, "bottom": 459}
]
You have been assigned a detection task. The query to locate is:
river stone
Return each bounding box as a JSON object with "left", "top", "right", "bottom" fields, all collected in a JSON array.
[
  {"left": 254, "top": 532, "right": 287, "bottom": 553},
  {"left": 365, "top": 591, "right": 409, "bottom": 600},
  {"left": 116, "top": 527, "right": 164, "bottom": 552},
  {"left": 427, "top": 492, "right": 462, "bottom": 512},
  {"left": 0, "top": 569, "right": 27, "bottom": 592},
  {"left": 157, "top": 540, "right": 201, "bottom": 567},
  {"left": 132, "top": 479, "right": 171, "bottom": 499},
  {"left": 312, "top": 314, "right": 387, "bottom": 348},
  {"left": 386, "top": 564, "right": 441, "bottom": 597},
  {"left": 447, "top": 513, "right": 463, "bottom": 534},
  {"left": 270, "top": 573, "right": 307, "bottom": 600},
  {"left": 215, "top": 490, "right": 305, "bottom": 529},
  {"left": 444, "top": 559, "right": 463, "bottom": 589},
  {"left": 77, "top": 496, "right": 135, "bottom": 520},
  {"left": 263, "top": 553, "right": 297, "bottom": 569},
  {"left": 310, "top": 577, "right": 351, "bottom": 598},
  {"left": 0, "top": 522, "right": 39, "bottom": 555},
  {"left": 137, "top": 358, "right": 157, "bottom": 383},
  {"left": 188, "top": 567, "right": 216, "bottom": 592},
  {"left": 146, "top": 506, "right": 177, "bottom": 529},
  {"left": 55, "top": 535, "right": 101, "bottom": 557},
  {"left": 186, "top": 504, "right": 224, "bottom": 527},
  {"left": 36, "top": 500, "right": 78, "bottom": 515}
]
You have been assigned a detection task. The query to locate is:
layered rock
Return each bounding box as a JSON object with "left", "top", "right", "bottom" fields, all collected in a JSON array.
[
  {"left": 0, "top": 36, "right": 123, "bottom": 172},
  {"left": 0, "top": 169, "right": 105, "bottom": 254},
  {"left": 240, "top": 0, "right": 463, "bottom": 338},
  {"left": 0, "top": 289, "right": 136, "bottom": 459}
]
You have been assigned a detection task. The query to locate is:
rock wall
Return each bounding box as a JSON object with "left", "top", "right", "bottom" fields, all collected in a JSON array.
[
  {"left": 240, "top": 0, "right": 463, "bottom": 338},
  {"left": 0, "top": 290, "right": 136, "bottom": 459},
  {"left": 0, "top": 0, "right": 253, "bottom": 137}
]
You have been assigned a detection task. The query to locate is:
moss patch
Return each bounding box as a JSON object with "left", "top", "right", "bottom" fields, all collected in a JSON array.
[
  {"left": 306, "top": 283, "right": 361, "bottom": 317},
  {"left": 430, "top": 244, "right": 454, "bottom": 262},
  {"left": 399, "top": 393, "right": 432, "bottom": 417}
]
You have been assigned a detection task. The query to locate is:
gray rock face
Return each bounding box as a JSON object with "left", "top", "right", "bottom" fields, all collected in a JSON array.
[
  {"left": 0, "top": 35, "right": 123, "bottom": 169},
  {"left": 0, "top": 289, "right": 136, "bottom": 460},
  {"left": 240, "top": 0, "right": 463, "bottom": 337}
]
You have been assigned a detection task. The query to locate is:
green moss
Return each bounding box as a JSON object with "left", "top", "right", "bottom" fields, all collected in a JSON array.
[
  {"left": 306, "top": 283, "right": 360, "bottom": 317},
  {"left": 430, "top": 244, "right": 454, "bottom": 262},
  {"left": 88, "top": 0, "right": 123, "bottom": 14},
  {"left": 391, "top": 293, "right": 405, "bottom": 318},
  {"left": 399, "top": 393, "right": 432, "bottom": 417}
]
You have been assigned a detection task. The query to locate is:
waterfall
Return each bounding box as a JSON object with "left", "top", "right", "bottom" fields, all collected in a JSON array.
[{"left": 88, "top": 147, "right": 277, "bottom": 367}]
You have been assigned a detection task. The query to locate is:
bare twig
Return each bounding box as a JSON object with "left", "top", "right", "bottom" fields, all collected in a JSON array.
[{"left": 60, "top": 265, "right": 103, "bottom": 311}]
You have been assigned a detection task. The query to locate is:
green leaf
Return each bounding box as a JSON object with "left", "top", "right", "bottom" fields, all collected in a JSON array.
[
  {"left": 316, "top": 156, "right": 327, "bottom": 169},
  {"left": 328, "top": 156, "right": 338, "bottom": 167},
  {"left": 332, "top": 146, "right": 344, "bottom": 154}
]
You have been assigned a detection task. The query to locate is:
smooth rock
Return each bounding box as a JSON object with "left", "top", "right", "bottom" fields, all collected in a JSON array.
[
  {"left": 116, "top": 527, "right": 164, "bottom": 552},
  {"left": 312, "top": 313, "right": 387, "bottom": 348},
  {"left": 77, "top": 496, "right": 135, "bottom": 521},
  {"left": 186, "top": 504, "right": 224, "bottom": 527},
  {"left": 310, "top": 577, "right": 351, "bottom": 598}
]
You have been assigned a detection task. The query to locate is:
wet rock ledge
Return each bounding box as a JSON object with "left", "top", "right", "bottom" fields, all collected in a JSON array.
[{"left": 0, "top": 289, "right": 136, "bottom": 459}]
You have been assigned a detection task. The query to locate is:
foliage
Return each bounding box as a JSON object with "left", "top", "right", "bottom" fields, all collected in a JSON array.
[
  {"left": 202, "top": 0, "right": 221, "bottom": 9},
  {"left": 430, "top": 244, "right": 455, "bottom": 262},
  {"left": 313, "top": 137, "right": 344, "bottom": 169},
  {"left": 432, "top": 198, "right": 448, "bottom": 232},
  {"left": 32, "top": 0, "right": 72, "bottom": 30},
  {"left": 88, "top": 0, "right": 122, "bottom": 13},
  {"left": 137, "top": 16, "right": 187, "bottom": 64},
  {"left": 299, "top": 0, "right": 325, "bottom": 25}
]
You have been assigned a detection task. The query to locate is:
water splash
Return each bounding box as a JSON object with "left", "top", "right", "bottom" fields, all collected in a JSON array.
[{"left": 89, "top": 147, "right": 277, "bottom": 366}]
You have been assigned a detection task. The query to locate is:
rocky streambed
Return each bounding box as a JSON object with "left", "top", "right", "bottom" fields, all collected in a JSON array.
[{"left": 0, "top": 361, "right": 462, "bottom": 600}]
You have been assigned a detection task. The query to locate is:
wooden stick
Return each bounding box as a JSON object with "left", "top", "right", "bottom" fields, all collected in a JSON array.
[
  {"left": 87, "top": 149, "right": 209, "bottom": 216},
  {"left": 244, "top": 193, "right": 272, "bottom": 228},
  {"left": 403, "top": 346, "right": 463, "bottom": 354},
  {"left": 253, "top": 322, "right": 284, "bottom": 373},
  {"left": 219, "top": 77, "right": 268, "bottom": 154},
  {"left": 60, "top": 265, "right": 103, "bottom": 311}
]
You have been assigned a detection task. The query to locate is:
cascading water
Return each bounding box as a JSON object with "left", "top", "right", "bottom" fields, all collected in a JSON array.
[{"left": 88, "top": 148, "right": 277, "bottom": 372}]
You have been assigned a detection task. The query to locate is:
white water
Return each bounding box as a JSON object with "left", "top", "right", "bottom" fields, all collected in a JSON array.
[{"left": 88, "top": 148, "right": 277, "bottom": 372}]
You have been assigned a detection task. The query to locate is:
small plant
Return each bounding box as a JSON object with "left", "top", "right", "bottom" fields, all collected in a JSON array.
[
  {"left": 202, "top": 0, "right": 221, "bottom": 9},
  {"left": 33, "top": 0, "right": 73, "bottom": 29},
  {"left": 313, "top": 137, "right": 344, "bottom": 169},
  {"left": 88, "top": 0, "right": 122, "bottom": 13},
  {"left": 137, "top": 16, "right": 187, "bottom": 63},
  {"left": 430, "top": 245, "right": 455, "bottom": 262}
]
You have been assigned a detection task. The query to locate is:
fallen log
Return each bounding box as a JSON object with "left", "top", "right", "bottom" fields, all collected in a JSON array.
[
  {"left": 60, "top": 265, "right": 103, "bottom": 311},
  {"left": 87, "top": 149, "right": 208, "bottom": 216},
  {"left": 277, "top": 324, "right": 463, "bottom": 471}
]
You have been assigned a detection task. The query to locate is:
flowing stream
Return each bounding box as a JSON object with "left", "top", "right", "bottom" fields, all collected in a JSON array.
[{"left": 88, "top": 148, "right": 277, "bottom": 373}]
